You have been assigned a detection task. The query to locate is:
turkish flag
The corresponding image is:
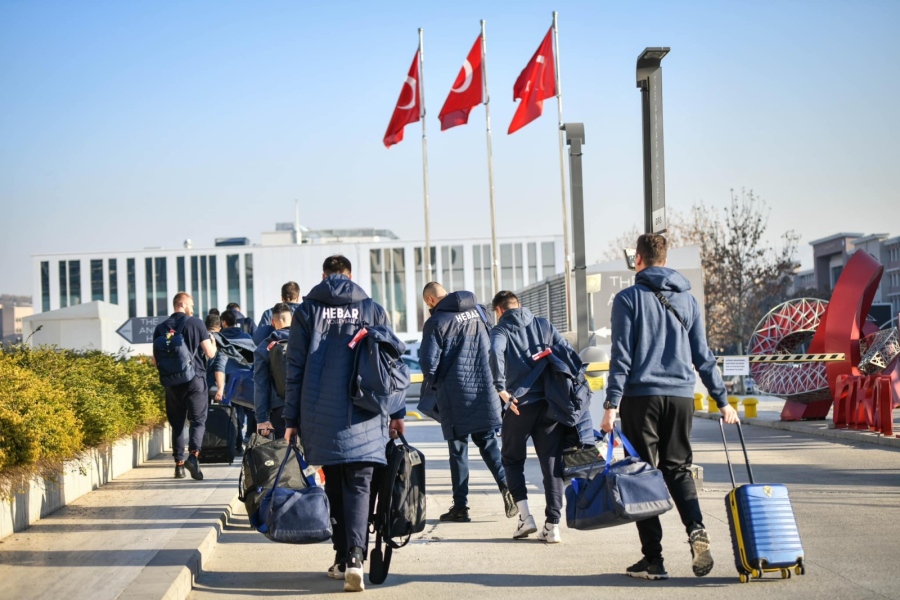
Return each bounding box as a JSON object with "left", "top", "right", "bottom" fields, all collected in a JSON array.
[
  {"left": 438, "top": 35, "right": 483, "bottom": 131},
  {"left": 508, "top": 28, "right": 556, "bottom": 134},
  {"left": 384, "top": 51, "right": 421, "bottom": 148}
]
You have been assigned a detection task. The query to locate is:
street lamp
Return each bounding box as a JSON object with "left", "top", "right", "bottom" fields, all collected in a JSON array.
[{"left": 636, "top": 47, "right": 670, "bottom": 234}]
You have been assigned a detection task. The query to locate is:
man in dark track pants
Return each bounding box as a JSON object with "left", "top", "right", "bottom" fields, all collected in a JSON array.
[
  {"left": 601, "top": 233, "right": 738, "bottom": 581},
  {"left": 490, "top": 291, "right": 570, "bottom": 544},
  {"left": 152, "top": 292, "right": 217, "bottom": 480},
  {"left": 283, "top": 255, "right": 405, "bottom": 593}
]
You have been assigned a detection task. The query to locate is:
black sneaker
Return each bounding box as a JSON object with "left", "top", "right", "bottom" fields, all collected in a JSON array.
[
  {"left": 500, "top": 486, "right": 518, "bottom": 518},
  {"left": 439, "top": 504, "right": 471, "bottom": 522},
  {"left": 689, "top": 528, "right": 714, "bottom": 577},
  {"left": 625, "top": 557, "right": 669, "bottom": 580},
  {"left": 174, "top": 464, "right": 186, "bottom": 479},
  {"left": 184, "top": 454, "right": 204, "bottom": 480}
]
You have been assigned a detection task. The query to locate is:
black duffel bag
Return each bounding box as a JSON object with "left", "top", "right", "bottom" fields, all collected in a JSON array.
[
  {"left": 239, "top": 434, "right": 312, "bottom": 529},
  {"left": 258, "top": 443, "right": 332, "bottom": 544}
]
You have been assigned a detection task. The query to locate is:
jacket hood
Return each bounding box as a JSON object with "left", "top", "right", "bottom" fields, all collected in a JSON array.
[
  {"left": 635, "top": 266, "right": 692, "bottom": 293},
  {"left": 220, "top": 327, "right": 252, "bottom": 341},
  {"left": 267, "top": 327, "right": 291, "bottom": 343},
  {"left": 499, "top": 306, "right": 534, "bottom": 330},
  {"left": 231, "top": 309, "right": 247, "bottom": 321},
  {"left": 434, "top": 291, "right": 478, "bottom": 314},
  {"left": 305, "top": 274, "right": 370, "bottom": 306}
]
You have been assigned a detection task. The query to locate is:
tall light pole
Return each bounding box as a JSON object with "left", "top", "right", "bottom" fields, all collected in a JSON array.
[
  {"left": 562, "top": 122, "right": 588, "bottom": 352},
  {"left": 636, "top": 47, "right": 669, "bottom": 234}
]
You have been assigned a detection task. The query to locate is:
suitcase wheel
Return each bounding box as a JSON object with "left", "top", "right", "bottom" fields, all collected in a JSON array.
[
  {"left": 739, "top": 573, "right": 750, "bottom": 584},
  {"left": 781, "top": 569, "right": 791, "bottom": 579},
  {"left": 796, "top": 564, "right": 805, "bottom": 576},
  {"left": 751, "top": 568, "right": 762, "bottom": 579}
]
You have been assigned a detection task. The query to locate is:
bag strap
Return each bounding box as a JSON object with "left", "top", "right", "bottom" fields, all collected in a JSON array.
[
  {"left": 602, "top": 427, "right": 641, "bottom": 473},
  {"left": 653, "top": 291, "right": 687, "bottom": 330}
]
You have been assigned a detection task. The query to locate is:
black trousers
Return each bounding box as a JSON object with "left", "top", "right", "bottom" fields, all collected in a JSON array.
[
  {"left": 322, "top": 463, "right": 375, "bottom": 561},
  {"left": 500, "top": 400, "right": 564, "bottom": 524},
  {"left": 165, "top": 376, "right": 208, "bottom": 463},
  {"left": 619, "top": 395, "right": 704, "bottom": 560}
]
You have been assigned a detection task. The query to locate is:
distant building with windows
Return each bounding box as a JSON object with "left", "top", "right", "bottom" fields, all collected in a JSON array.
[
  {"left": 0, "top": 303, "right": 33, "bottom": 343},
  {"left": 32, "top": 226, "right": 562, "bottom": 339}
]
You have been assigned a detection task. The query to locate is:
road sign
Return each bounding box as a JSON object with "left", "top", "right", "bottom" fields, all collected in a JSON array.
[{"left": 116, "top": 316, "right": 169, "bottom": 344}]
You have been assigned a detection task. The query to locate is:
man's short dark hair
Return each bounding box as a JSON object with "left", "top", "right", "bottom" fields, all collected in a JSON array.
[
  {"left": 208, "top": 308, "right": 220, "bottom": 316},
  {"left": 272, "top": 302, "right": 292, "bottom": 316},
  {"left": 221, "top": 309, "right": 239, "bottom": 328},
  {"left": 205, "top": 314, "right": 221, "bottom": 330},
  {"left": 636, "top": 233, "right": 667, "bottom": 266},
  {"left": 422, "top": 281, "right": 443, "bottom": 297},
  {"left": 492, "top": 291, "right": 520, "bottom": 311},
  {"left": 281, "top": 281, "right": 300, "bottom": 302},
  {"left": 323, "top": 255, "right": 352, "bottom": 275},
  {"left": 226, "top": 302, "right": 241, "bottom": 311}
]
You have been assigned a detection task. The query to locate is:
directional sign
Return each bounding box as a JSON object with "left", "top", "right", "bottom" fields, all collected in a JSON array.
[{"left": 116, "top": 316, "right": 169, "bottom": 344}]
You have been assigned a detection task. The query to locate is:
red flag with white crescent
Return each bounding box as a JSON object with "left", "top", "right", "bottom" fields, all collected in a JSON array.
[
  {"left": 508, "top": 27, "right": 556, "bottom": 134},
  {"left": 384, "top": 51, "right": 421, "bottom": 148},
  {"left": 438, "top": 35, "right": 484, "bottom": 131}
]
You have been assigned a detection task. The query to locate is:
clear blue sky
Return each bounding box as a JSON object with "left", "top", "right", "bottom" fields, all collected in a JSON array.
[{"left": 1, "top": 0, "right": 897, "bottom": 295}]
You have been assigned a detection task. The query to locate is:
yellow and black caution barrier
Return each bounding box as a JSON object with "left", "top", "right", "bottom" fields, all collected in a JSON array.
[{"left": 715, "top": 354, "right": 845, "bottom": 364}]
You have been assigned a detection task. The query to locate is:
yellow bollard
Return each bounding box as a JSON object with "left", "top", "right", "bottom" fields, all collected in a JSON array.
[
  {"left": 742, "top": 397, "right": 759, "bottom": 419},
  {"left": 707, "top": 396, "right": 718, "bottom": 413},
  {"left": 727, "top": 396, "right": 740, "bottom": 411},
  {"left": 694, "top": 393, "right": 704, "bottom": 411}
]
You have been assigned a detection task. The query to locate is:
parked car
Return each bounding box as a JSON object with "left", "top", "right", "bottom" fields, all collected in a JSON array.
[
  {"left": 402, "top": 355, "right": 422, "bottom": 400},
  {"left": 724, "top": 375, "right": 757, "bottom": 395}
]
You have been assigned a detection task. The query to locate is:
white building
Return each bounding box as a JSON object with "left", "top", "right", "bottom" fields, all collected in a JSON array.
[{"left": 32, "top": 227, "right": 563, "bottom": 339}]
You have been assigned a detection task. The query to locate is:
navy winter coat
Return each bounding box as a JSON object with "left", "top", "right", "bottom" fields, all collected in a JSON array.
[
  {"left": 282, "top": 275, "right": 395, "bottom": 466},
  {"left": 254, "top": 302, "right": 302, "bottom": 345},
  {"left": 420, "top": 291, "right": 502, "bottom": 441},
  {"left": 253, "top": 327, "right": 291, "bottom": 424},
  {"left": 489, "top": 307, "right": 566, "bottom": 405}
]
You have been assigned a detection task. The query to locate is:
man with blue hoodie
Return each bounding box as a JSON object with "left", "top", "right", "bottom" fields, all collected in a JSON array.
[
  {"left": 254, "top": 281, "right": 301, "bottom": 345},
  {"left": 253, "top": 302, "right": 293, "bottom": 439},
  {"left": 600, "top": 233, "right": 738, "bottom": 581},
  {"left": 420, "top": 282, "right": 516, "bottom": 523},
  {"left": 490, "top": 290, "right": 570, "bottom": 544},
  {"left": 283, "top": 255, "right": 406, "bottom": 593}
]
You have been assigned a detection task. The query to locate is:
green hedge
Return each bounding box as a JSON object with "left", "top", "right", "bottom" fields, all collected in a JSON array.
[{"left": 0, "top": 346, "right": 165, "bottom": 484}]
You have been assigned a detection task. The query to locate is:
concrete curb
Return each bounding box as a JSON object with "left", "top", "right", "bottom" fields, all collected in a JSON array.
[{"left": 693, "top": 410, "right": 900, "bottom": 448}]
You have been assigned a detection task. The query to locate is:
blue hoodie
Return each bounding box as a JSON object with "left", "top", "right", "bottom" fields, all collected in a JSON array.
[
  {"left": 490, "top": 307, "right": 566, "bottom": 405},
  {"left": 606, "top": 266, "right": 727, "bottom": 408},
  {"left": 254, "top": 302, "right": 302, "bottom": 345}
]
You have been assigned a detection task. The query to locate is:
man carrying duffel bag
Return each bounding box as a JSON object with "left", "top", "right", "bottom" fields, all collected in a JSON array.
[
  {"left": 283, "top": 255, "right": 406, "bottom": 593},
  {"left": 600, "top": 233, "right": 738, "bottom": 580}
]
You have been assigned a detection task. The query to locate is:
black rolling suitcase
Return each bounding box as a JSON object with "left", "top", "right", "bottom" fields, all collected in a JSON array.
[
  {"left": 199, "top": 399, "right": 239, "bottom": 464},
  {"left": 720, "top": 419, "right": 806, "bottom": 583}
]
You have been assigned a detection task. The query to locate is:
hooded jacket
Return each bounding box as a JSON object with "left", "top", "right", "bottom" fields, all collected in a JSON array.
[
  {"left": 490, "top": 307, "right": 566, "bottom": 406},
  {"left": 254, "top": 302, "right": 302, "bottom": 345},
  {"left": 419, "top": 291, "right": 502, "bottom": 440},
  {"left": 253, "top": 327, "right": 291, "bottom": 424},
  {"left": 282, "top": 274, "right": 395, "bottom": 466},
  {"left": 606, "top": 266, "right": 727, "bottom": 408}
]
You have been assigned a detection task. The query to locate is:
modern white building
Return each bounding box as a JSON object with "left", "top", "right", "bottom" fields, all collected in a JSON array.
[{"left": 32, "top": 226, "right": 563, "bottom": 339}]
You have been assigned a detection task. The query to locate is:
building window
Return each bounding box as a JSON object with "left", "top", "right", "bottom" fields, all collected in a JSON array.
[
  {"left": 41, "top": 261, "right": 50, "bottom": 312},
  {"left": 177, "top": 256, "right": 186, "bottom": 293},
  {"left": 127, "top": 258, "right": 136, "bottom": 318},
  {"left": 155, "top": 257, "right": 167, "bottom": 316},
  {"left": 91, "top": 259, "right": 104, "bottom": 302},
  {"left": 528, "top": 242, "right": 538, "bottom": 284},
  {"left": 473, "top": 244, "right": 493, "bottom": 306},
  {"left": 68, "top": 260, "right": 81, "bottom": 306},
  {"left": 59, "top": 261, "right": 68, "bottom": 308},
  {"left": 191, "top": 256, "right": 201, "bottom": 312},
  {"left": 542, "top": 241, "right": 556, "bottom": 279},
  {"left": 831, "top": 265, "right": 843, "bottom": 289},
  {"left": 500, "top": 244, "right": 513, "bottom": 291},
  {"left": 209, "top": 255, "right": 219, "bottom": 311},
  {"left": 200, "top": 256, "right": 209, "bottom": 315},
  {"left": 440, "top": 245, "right": 464, "bottom": 292},
  {"left": 227, "top": 254, "right": 240, "bottom": 306},
  {"left": 145, "top": 257, "right": 154, "bottom": 316},
  {"left": 109, "top": 259, "right": 118, "bottom": 305},
  {"left": 414, "top": 246, "right": 436, "bottom": 330},
  {"left": 245, "top": 253, "right": 254, "bottom": 320},
  {"left": 370, "top": 248, "right": 407, "bottom": 332}
]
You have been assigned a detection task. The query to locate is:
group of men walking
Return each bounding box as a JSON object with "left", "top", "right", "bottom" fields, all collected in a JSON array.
[{"left": 153, "top": 233, "right": 737, "bottom": 591}]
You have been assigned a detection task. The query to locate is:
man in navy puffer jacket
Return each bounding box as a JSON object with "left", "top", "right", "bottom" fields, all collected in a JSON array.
[
  {"left": 490, "top": 290, "right": 570, "bottom": 544},
  {"left": 283, "top": 255, "right": 406, "bottom": 593},
  {"left": 420, "top": 282, "right": 516, "bottom": 523},
  {"left": 601, "top": 233, "right": 738, "bottom": 581}
]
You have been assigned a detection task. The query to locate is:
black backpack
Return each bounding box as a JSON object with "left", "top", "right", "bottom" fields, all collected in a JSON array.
[
  {"left": 153, "top": 316, "right": 196, "bottom": 386},
  {"left": 268, "top": 340, "right": 289, "bottom": 399},
  {"left": 368, "top": 434, "right": 426, "bottom": 585}
]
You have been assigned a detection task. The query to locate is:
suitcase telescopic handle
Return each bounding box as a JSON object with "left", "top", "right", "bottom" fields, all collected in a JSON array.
[{"left": 719, "top": 418, "right": 755, "bottom": 487}]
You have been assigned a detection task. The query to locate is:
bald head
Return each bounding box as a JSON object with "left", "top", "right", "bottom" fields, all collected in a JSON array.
[
  {"left": 422, "top": 282, "right": 447, "bottom": 310},
  {"left": 173, "top": 292, "right": 194, "bottom": 316}
]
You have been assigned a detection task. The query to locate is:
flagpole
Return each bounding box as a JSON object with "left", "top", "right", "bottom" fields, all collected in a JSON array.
[
  {"left": 553, "top": 11, "right": 573, "bottom": 333},
  {"left": 419, "top": 27, "right": 433, "bottom": 282},
  {"left": 481, "top": 21, "right": 501, "bottom": 297}
]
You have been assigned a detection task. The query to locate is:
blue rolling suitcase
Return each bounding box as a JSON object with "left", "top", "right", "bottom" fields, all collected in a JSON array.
[{"left": 720, "top": 419, "right": 805, "bottom": 583}]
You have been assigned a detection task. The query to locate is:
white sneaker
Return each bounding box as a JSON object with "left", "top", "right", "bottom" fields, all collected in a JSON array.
[
  {"left": 513, "top": 514, "right": 538, "bottom": 539},
  {"left": 537, "top": 522, "right": 561, "bottom": 544},
  {"left": 327, "top": 563, "right": 345, "bottom": 580},
  {"left": 343, "top": 566, "right": 364, "bottom": 592}
]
